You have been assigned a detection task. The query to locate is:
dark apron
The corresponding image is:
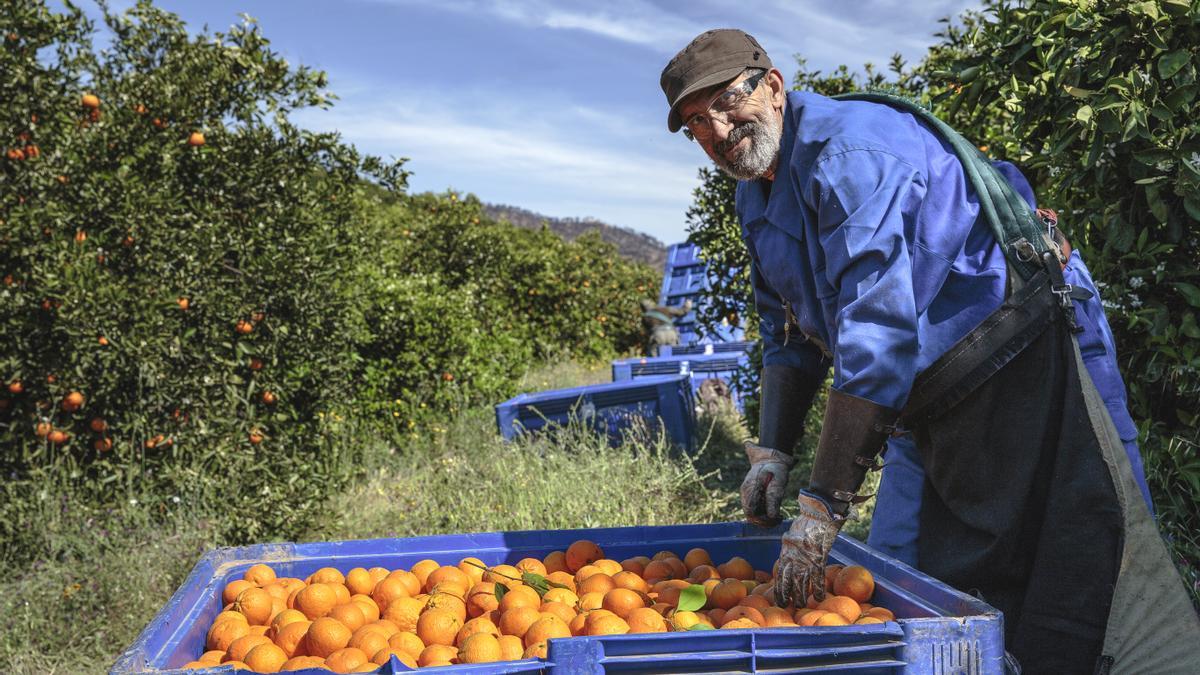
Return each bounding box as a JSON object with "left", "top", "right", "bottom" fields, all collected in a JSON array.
[{"left": 901, "top": 260, "right": 1123, "bottom": 673}]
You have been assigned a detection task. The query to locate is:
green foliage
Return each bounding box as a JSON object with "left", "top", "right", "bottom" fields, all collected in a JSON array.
[{"left": 685, "top": 0, "right": 1200, "bottom": 604}]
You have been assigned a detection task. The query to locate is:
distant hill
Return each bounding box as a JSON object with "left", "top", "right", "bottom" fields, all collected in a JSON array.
[{"left": 483, "top": 203, "right": 667, "bottom": 270}]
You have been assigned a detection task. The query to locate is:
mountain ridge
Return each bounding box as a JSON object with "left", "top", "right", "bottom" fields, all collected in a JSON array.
[{"left": 482, "top": 203, "right": 668, "bottom": 270}]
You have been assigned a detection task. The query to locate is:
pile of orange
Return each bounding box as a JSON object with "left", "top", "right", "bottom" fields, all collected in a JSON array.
[{"left": 179, "top": 540, "right": 893, "bottom": 672}]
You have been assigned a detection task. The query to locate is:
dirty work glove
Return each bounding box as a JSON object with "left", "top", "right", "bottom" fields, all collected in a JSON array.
[
  {"left": 740, "top": 442, "right": 795, "bottom": 527},
  {"left": 774, "top": 490, "right": 846, "bottom": 608}
]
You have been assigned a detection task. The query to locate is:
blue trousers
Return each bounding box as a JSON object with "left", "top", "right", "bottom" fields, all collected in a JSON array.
[{"left": 868, "top": 252, "right": 1154, "bottom": 567}]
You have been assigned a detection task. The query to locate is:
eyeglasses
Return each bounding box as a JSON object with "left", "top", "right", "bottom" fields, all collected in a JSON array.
[{"left": 682, "top": 70, "right": 768, "bottom": 142}]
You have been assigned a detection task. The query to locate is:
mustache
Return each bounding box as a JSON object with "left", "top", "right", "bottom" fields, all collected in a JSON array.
[{"left": 715, "top": 121, "right": 757, "bottom": 155}]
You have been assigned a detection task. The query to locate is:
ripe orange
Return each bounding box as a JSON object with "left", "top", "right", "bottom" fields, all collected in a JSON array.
[
  {"left": 81, "top": 93, "right": 100, "bottom": 108},
  {"left": 350, "top": 596, "right": 380, "bottom": 623},
  {"left": 619, "top": 557, "right": 648, "bottom": 577},
  {"left": 207, "top": 618, "right": 250, "bottom": 652},
  {"left": 416, "top": 608, "right": 463, "bottom": 647},
  {"left": 235, "top": 319, "right": 254, "bottom": 335},
  {"left": 523, "top": 615, "right": 570, "bottom": 648},
  {"left": 424, "top": 591, "right": 467, "bottom": 622},
  {"left": 514, "top": 557, "right": 547, "bottom": 577},
  {"left": 584, "top": 614, "right": 629, "bottom": 636},
  {"left": 824, "top": 564, "right": 844, "bottom": 594},
  {"left": 762, "top": 606, "right": 798, "bottom": 627},
  {"left": 89, "top": 417, "right": 107, "bottom": 433},
  {"left": 249, "top": 430, "right": 264, "bottom": 444},
  {"left": 855, "top": 616, "right": 885, "bottom": 625},
  {"left": 687, "top": 564, "right": 720, "bottom": 583},
  {"left": 61, "top": 391, "right": 84, "bottom": 412},
  {"left": 328, "top": 603, "right": 366, "bottom": 633},
  {"left": 233, "top": 587, "right": 274, "bottom": 625},
  {"left": 541, "top": 587, "right": 578, "bottom": 607},
  {"left": 457, "top": 631, "right": 502, "bottom": 663},
  {"left": 381, "top": 596, "right": 423, "bottom": 632},
  {"left": 486, "top": 564, "right": 523, "bottom": 589},
  {"left": 611, "top": 570, "right": 649, "bottom": 594},
  {"left": 370, "top": 576, "right": 410, "bottom": 611},
  {"left": 347, "top": 626, "right": 389, "bottom": 657},
  {"left": 539, "top": 600, "right": 576, "bottom": 625},
  {"left": 456, "top": 616, "right": 500, "bottom": 646},
  {"left": 417, "top": 643, "right": 458, "bottom": 667},
  {"left": 710, "top": 579, "right": 748, "bottom": 610},
  {"left": 497, "top": 634, "right": 524, "bottom": 660},
  {"left": 261, "top": 391, "right": 277, "bottom": 405},
  {"left": 577, "top": 573, "right": 615, "bottom": 596},
  {"left": 866, "top": 607, "right": 895, "bottom": 621},
  {"left": 466, "top": 581, "right": 500, "bottom": 618},
  {"left": 295, "top": 583, "right": 337, "bottom": 619},
  {"left": 565, "top": 540, "right": 604, "bottom": 573},
  {"left": 546, "top": 571, "right": 576, "bottom": 592},
  {"left": 324, "top": 646, "right": 368, "bottom": 673},
  {"left": 388, "top": 630, "right": 425, "bottom": 658},
  {"left": 498, "top": 584, "right": 541, "bottom": 613},
  {"left": 425, "top": 565, "right": 470, "bottom": 594},
  {"left": 833, "top": 566, "right": 875, "bottom": 603},
  {"left": 371, "top": 647, "right": 416, "bottom": 668},
  {"left": 272, "top": 620, "right": 310, "bottom": 657},
  {"left": 225, "top": 634, "right": 271, "bottom": 662},
  {"left": 409, "top": 559, "right": 439, "bottom": 587},
  {"left": 721, "top": 605, "right": 765, "bottom": 627},
  {"left": 94, "top": 437, "right": 113, "bottom": 452},
  {"left": 188, "top": 131, "right": 206, "bottom": 147},
  {"left": 304, "top": 617, "right": 352, "bottom": 658},
  {"left": 456, "top": 556, "right": 487, "bottom": 584},
  {"left": 816, "top": 612, "right": 850, "bottom": 626},
  {"left": 722, "top": 617, "right": 760, "bottom": 630},
  {"left": 626, "top": 607, "right": 667, "bottom": 633},
  {"left": 717, "top": 557, "right": 755, "bottom": 581},
  {"left": 816, "top": 595, "right": 861, "bottom": 623},
  {"left": 497, "top": 606, "right": 540, "bottom": 638},
  {"left": 280, "top": 655, "right": 325, "bottom": 670},
  {"left": 386, "top": 569, "right": 422, "bottom": 597},
  {"left": 738, "top": 594, "right": 771, "bottom": 611},
  {"left": 591, "top": 559, "right": 623, "bottom": 577},
  {"left": 601, "top": 588, "right": 644, "bottom": 619},
  {"left": 642, "top": 560, "right": 677, "bottom": 582},
  {"left": 223, "top": 579, "right": 257, "bottom": 606},
  {"left": 542, "top": 551, "right": 568, "bottom": 574},
  {"left": 34, "top": 422, "right": 50, "bottom": 438}
]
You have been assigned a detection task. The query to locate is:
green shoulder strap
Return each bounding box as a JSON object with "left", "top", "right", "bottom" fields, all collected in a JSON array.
[{"left": 833, "top": 91, "right": 1056, "bottom": 282}]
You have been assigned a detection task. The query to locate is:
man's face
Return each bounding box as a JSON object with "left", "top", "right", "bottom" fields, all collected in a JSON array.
[{"left": 678, "top": 70, "right": 783, "bottom": 181}]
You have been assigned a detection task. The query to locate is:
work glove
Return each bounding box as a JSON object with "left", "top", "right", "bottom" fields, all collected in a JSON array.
[
  {"left": 774, "top": 490, "right": 846, "bottom": 608},
  {"left": 740, "top": 442, "right": 794, "bottom": 527}
]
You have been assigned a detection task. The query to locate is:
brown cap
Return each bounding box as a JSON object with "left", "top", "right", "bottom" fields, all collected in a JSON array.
[{"left": 660, "top": 29, "right": 772, "bottom": 132}]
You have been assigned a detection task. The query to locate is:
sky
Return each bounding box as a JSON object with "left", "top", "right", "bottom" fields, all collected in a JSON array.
[{"left": 86, "top": 1, "right": 984, "bottom": 245}]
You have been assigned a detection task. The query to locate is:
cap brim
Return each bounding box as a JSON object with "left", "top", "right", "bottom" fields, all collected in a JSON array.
[{"left": 667, "top": 65, "right": 747, "bottom": 132}]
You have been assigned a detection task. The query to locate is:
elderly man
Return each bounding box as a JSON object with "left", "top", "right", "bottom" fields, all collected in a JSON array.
[{"left": 660, "top": 28, "right": 1199, "bottom": 673}]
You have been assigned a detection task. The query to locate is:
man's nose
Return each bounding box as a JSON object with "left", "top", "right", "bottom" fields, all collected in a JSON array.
[{"left": 708, "top": 115, "right": 736, "bottom": 145}]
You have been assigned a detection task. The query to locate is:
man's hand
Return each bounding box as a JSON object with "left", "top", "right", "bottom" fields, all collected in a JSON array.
[
  {"left": 740, "top": 442, "right": 794, "bottom": 527},
  {"left": 774, "top": 491, "right": 846, "bottom": 608}
]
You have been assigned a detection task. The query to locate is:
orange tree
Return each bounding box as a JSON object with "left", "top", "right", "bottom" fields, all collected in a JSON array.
[{"left": 0, "top": 1, "right": 407, "bottom": 548}]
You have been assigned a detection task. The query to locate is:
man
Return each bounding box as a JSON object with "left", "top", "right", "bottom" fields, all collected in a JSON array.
[
  {"left": 660, "top": 28, "right": 1199, "bottom": 673},
  {"left": 640, "top": 297, "right": 692, "bottom": 356}
]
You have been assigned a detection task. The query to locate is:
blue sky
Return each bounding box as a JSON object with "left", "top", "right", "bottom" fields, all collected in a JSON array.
[{"left": 90, "top": 1, "right": 983, "bottom": 244}]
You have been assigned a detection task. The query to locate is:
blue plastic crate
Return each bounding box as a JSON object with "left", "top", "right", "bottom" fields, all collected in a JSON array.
[
  {"left": 660, "top": 264, "right": 708, "bottom": 300},
  {"left": 661, "top": 340, "right": 756, "bottom": 357},
  {"left": 112, "top": 521, "right": 1003, "bottom": 674},
  {"left": 665, "top": 242, "right": 704, "bottom": 269},
  {"left": 494, "top": 374, "right": 695, "bottom": 452},
  {"left": 612, "top": 353, "right": 750, "bottom": 411}
]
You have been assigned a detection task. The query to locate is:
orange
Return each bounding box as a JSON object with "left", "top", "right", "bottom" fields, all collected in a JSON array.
[
  {"left": 324, "top": 646, "right": 368, "bottom": 673},
  {"left": 262, "top": 584, "right": 290, "bottom": 603},
  {"left": 833, "top": 566, "right": 875, "bottom": 603},
  {"left": 347, "top": 627, "right": 389, "bottom": 657},
  {"left": 539, "top": 601, "right": 576, "bottom": 625},
  {"left": 425, "top": 565, "right": 470, "bottom": 594},
  {"left": 221, "top": 661, "right": 250, "bottom": 671},
  {"left": 601, "top": 588, "right": 645, "bottom": 619},
  {"left": 244, "top": 564, "right": 277, "bottom": 586},
  {"left": 855, "top": 616, "right": 885, "bottom": 625},
  {"left": 388, "top": 630, "right": 425, "bottom": 658},
  {"left": 416, "top": 608, "right": 463, "bottom": 646},
  {"left": 568, "top": 612, "right": 589, "bottom": 636},
  {"left": 350, "top": 596, "right": 380, "bottom": 623},
  {"left": 577, "top": 591, "right": 604, "bottom": 612},
  {"left": 524, "top": 640, "right": 550, "bottom": 658},
  {"left": 541, "top": 587, "right": 578, "bottom": 607},
  {"left": 625, "top": 607, "right": 667, "bottom": 633},
  {"left": 612, "top": 571, "right": 649, "bottom": 594},
  {"left": 199, "top": 650, "right": 225, "bottom": 664},
  {"left": 367, "top": 619, "right": 399, "bottom": 636},
  {"left": 515, "top": 557, "right": 547, "bottom": 577},
  {"left": 642, "top": 560, "right": 677, "bottom": 582},
  {"left": 573, "top": 564, "right": 604, "bottom": 584},
  {"left": 619, "top": 557, "right": 648, "bottom": 577},
  {"left": 707, "top": 608, "right": 727, "bottom": 625},
  {"left": 370, "top": 576, "right": 410, "bottom": 611},
  {"left": 458, "top": 632, "right": 503, "bottom": 663},
  {"left": 650, "top": 602, "right": 673, "bottom": 616},
  {"left": 367, "top": 567, "right": 390, "bottom": 586},
  {"left": 424, "top": 591, "right": 468, "bottom": 622},
  {"left": 591, "top": 559, "right": 623, "bottom": 577},
  {"left": 272, "top": 620, "right": 311, "bottom": 657},
  {"left": 683, "top": 548, "right": 713, "bottom": 571},
  {"left": 816, "top": 595, "right": 861, "bottom": 623},
  {"left": 755, "top": 570, "right": 772, "bottom": 584},
  {"left": 328, "top": 603, "right": 366, "bottom": 633},
  {"left": 721, "top": 605, "right": 765, "bottom": 627},
  {"left": 187, "top": 131, "right": 206, "bottom": 147},
  {"left": 280, "top": 655, "right": 325, "bottom": 671},
  {"left": 687, "top": 564, "right": 721, "bottom": 583},
  {"left": 722, "top": 617, "right": 760, "bottom": 630},
  {"left": 546, "top": 571, "right": 576, "bottom": 592},
  {"left": 866, "top": 607, "right": 895, "bottom": 621},
  {"left": 466, "top": 581, "right": 500, "bottom": 618},
  {"left": 663, "top": 557, "right": 688, "bottom": 580},
  {"left": 717, "top": 557, "right": 755, "bottom": 581},
  {"left": 345, "top": 568, "right": 374, "bottom": 596},
  {"left": 738, "top": 594, "right": 771, "bottom": 611},
  {"left": 584, "top": 614, "right": 629, "bottom": 636},
  {"left": 180, "top": 661, "right": 209, "bottom": 670},
  {"left": 710, "top": 579, "right": 748, "bottom": 610},
  {"left": 223, "top": 579, "right": 256, "bottom": 606},
  {"left": 248, "top": 625, "right": 271, "bottom": 637},
  {"left": 523, "top": 615, "right": 570, "bottom": 648},
  {"left": 824, "top": 564, "right": 844, "bottom": 594},
  {"left": 458, "top": 557, "right": 487, "bottom": 584},
  {"left": 498, "top": 584, "right": 541, "bottom": 613},
  {"left": 497, "top": 606, "right": 540, "bottom": 638},
  {"left": 456, "top": 616, "right": 500, "bottom": 645},
  {"left": 497, "top": 634, "right": 524, "bottom": 660},
  {"left": 417, "top": 643, "right": 458, "bottom": 667},
  {"left": 386, "top": 569, "right": 422, "bottom": 597},
  {"left": 381, "top": 596, "right": 423, "bottom": 633},
  {"left": 409, "top": 559, "right": 440, "bottom": 588},
  {"left": 213, "top": 610, "right": 249, "bottom": 627},
  {"left": 816, "top": 612, "right": 850, "bottom": 626},
  {"left": 226, "top": 634, "right": 271, "bottom": 662},
  {"left": 577, "top": 573, "right": 615, "bottom": 596},
  {"left": 652, "top": 550, "right": 679, "bottom": 561},
  {"left": 309, "top": 567, "right": 346, "bottom": 586},
  {"left": 487, "top": 564, "right": 523, "bottom": 589},
  {"left": 565, "top": 540, "right": 604, "bottom": 573},
  {"left": 331, "top": 584, "right": 352, "bottom": 606},
  {"left": 669, "top": 610, "right": 701, "bottom": 631},
  {"left": 207, "top": 618, "right": 250, "bottom": 652},
  {"left": 234, "top": 587, "right": 274, "bottom": 625},
  {"left": 371, "top": 647, "right": 416, "bottom": 667},
  {"left": 542, "top": 551, "right": 568, "bottom": 574},
  {"left": 304, "top": 617, "right": 352, "bottom": 658},
  {"left": 295, "top": 583, "right": 337, "bottom": 620},
  {"left": 762, "top": 607, "right": 797, "bottom": 627},
  {"left": 751, "top": 582, "right": 775, "bottom": 598},
  {"left": 243, "top": 642, "right": 287, "bottom": 672}
]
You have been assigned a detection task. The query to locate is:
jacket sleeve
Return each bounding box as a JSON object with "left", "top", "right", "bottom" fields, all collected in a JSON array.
[
  {"left": 807, "top": 148, "right": 922, "bottom": 410},
  {"left": 751, "top": 261, "right": 829, "bottom": 376}
]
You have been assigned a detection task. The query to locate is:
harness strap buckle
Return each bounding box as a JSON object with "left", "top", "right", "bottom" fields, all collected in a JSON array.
[{"left": 854, "top": 455, "right": 883, "bottom": 471}]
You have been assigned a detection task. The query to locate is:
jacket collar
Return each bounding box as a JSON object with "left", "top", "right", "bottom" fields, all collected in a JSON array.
[{"left": 736, "top": 93, "right": 805, "bottom": 242}]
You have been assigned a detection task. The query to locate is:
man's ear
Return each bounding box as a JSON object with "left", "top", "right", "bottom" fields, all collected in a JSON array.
[{"left": 766, "top": 68, "right": 786, "bottom": 108}]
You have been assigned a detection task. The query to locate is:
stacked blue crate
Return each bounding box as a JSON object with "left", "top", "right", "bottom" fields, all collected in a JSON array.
[
  {"left": 612, "top": 352, "right": 751, "bottom": 412},
  {"left": 659, "top": 242, "right": 745, "bottom": 345}
]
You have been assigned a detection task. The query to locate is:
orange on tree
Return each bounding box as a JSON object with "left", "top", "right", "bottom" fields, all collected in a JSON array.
[
  {"left": 80, "top": 93, "right": 100, "bottom": 108},
  {"left": 188, "top": 131, "right": 206, "bottom": 147},
  {"left": 47, "top": 429, "right": 69, "bottom": 444},
  {"left": 61, "top": 390, "right": 84, "bottom": 412}
]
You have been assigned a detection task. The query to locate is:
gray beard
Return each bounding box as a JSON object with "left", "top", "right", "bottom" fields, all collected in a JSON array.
[{"left": 712, "top": 117, "right": 782, "bottom": 181}]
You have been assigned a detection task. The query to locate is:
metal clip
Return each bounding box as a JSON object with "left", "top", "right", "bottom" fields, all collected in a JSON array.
[{"left": 1012, "top": 238, "right": 1039, "bottom": 263}]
